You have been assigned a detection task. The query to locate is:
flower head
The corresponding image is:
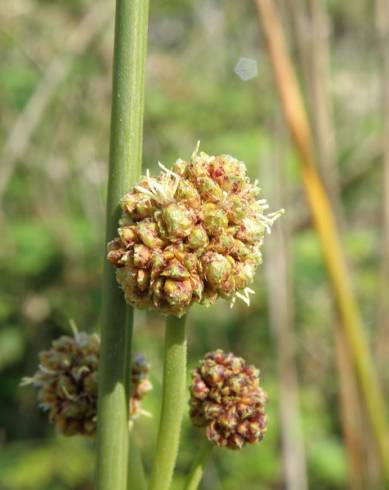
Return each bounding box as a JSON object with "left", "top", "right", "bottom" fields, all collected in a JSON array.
[
  {"left": 22, "top": 332, "right": 152, "bottom": 436},
  {"left": 189, "top": 350, "right": 268, "bottom": 450},
  {"left": 108, "top": 145, "right": 283, "bottom": 316}
]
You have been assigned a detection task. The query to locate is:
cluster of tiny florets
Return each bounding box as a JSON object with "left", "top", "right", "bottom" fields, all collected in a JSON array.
[
  {"left": 189, "top": 350, "right": 267, "bottom": 450},
  {"left": 22, "top": 333, "right": 152, "bottom": 436},
  {"left": 108, "top": 145, "right": 283, "bottom": 317}
]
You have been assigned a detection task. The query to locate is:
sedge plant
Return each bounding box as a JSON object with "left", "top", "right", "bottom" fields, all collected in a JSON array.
[
  {"left": 22, "top": 2, "right": 285, "bottom": 489},
  {"left": 24, "top": 148, "right": 282, "bottom": 488}
]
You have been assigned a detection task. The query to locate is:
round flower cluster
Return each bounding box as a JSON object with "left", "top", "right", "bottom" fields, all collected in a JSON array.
[
  {"left": 108, "top": 145, "right": 283, "bottom": 317},
  {"left": 189, "top": 350, "right": 268, "bottom": 450},
  {"left": 23, "top": 332, "right": 152, "bottom": 436}
]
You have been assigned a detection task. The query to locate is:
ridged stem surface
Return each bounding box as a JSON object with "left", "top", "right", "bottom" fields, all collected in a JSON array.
[
  {"left": 128, "top": 431, "right": 147, "bottom": 490},
  {"left": 182, "top": 440, "right": 213, "bottom": 490},
  {"left": 96, "top": 0, "right": 149, "bottom": 489},
  {"left": 149, "top": 316, "right": 188, "bottom": 490}
]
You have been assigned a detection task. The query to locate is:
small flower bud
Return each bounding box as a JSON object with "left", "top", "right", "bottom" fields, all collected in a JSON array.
[
  {"left": 203, "top": 204, "right": 228, "bottom": 236},
  {"left": 161, "top": 203, "right": 195, "bottom": 240},
  {"left": 107, "top": 239, "right": 127, "bottom": 267},
  {"left": 137, "top": 221, "right": 165, "bottom": 249},
  {"left": 133, "top": 244, "right": 152, "bottom": 268},
  {"left": 118, "top": 225, "right": 138, "bottom": 247},
  {"left": 202, "top": 252, "right": 232, "bottom": 291},
  {"left": 197, "top": 176, "right": 224, "bottom": 203},
  {"left": 186, "top": 225, "right": 209, "bottom": 252},
  {"left": 175, "top": 180, "right": 201, "bottom": 209}
]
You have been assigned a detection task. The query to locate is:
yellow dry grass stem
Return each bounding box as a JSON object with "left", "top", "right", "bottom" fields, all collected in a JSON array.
[{"left": 255, "top": 0, "right": 389, "bottom": 485}]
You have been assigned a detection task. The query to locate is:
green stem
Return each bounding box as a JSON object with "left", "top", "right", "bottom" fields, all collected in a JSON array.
[
  {"left": 149, "top": 316, "right": 188, "bottom": 490},
  {"left": 96, "top": 0, "right": 149, "bottom": 489},
  {"left": 128, "top": 432, "right": 147, "bottom": 490},
  {"left": 182, "top": 440, "right": 213, "bottom": 490}
]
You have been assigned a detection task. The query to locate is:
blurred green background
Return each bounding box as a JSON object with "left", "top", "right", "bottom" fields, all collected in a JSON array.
[{"left": 1, "top": 0, "right": 387, "bottom": 488}]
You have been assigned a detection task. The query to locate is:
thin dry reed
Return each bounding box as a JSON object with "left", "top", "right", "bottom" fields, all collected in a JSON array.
[
  {"left": 287, "top": 1, "right": 366, "bottom": 486},
  {"left": 255, "top": 0, "right": 389, "bottom": 485}
]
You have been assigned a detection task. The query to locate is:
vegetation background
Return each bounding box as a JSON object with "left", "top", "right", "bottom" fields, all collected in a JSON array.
[{"left": 0, "top": 0, "right": 387, "bottom": 489}]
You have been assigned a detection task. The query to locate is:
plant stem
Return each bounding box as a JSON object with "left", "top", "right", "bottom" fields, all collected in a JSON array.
[
  {"left": 149, "top": 315, "right": 188, "bottom": 490},
  {"left": 255, "top": 0, "right": 389, "bottom": 485},
  {"left": 96, "top": 0, "right": 149, "bottom": 489},
  {"left": 128, "top": 431, "right": 147, "bottom": 490},
  {"left": 263, "top": 125, "right": 308, "bottom": 490},
  {"left": 182, "top": 440, "right": 213, "bottom": 490},
  {"left": 375, "top": 0, "right": 389, "bottom": 380}
]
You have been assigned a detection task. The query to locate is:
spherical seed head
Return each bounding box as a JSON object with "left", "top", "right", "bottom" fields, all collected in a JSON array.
[
  {"left": 189, "top": 350, "right": 268, "bottom": 450},
  {"left": 25, "top": 332, "right": 100, "bottom": 437},
  {"left": 23, "top": 333, "right": 152, "bottom": 436},
  {"left": 108, "top": 145, "right": 283, "bottom": 317}
]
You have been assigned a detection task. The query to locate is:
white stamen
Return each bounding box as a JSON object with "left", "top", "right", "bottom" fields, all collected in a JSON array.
[
  {"left": 172, "top": 177, "right": 180, "bottom": 196},
  {"left": 20, "top": 376, "right": 35, "bottom": 386},
  {"left": 62, "top": 385, "right": 76, "bottom": 401},
  {"left": 74, "top": 366, "right": 90, "bottom": 380},
  {"left": 139, "top": 408, "right": 152, "bottom": 418},
  {"left": 258, "top": 208, "right": 284, "bottom": 234},
  {"left": 235, "top": 291, "right": 250, "bottom": 305},
  {"left": 135, "top": 185, "right": 155, "bottom": 199},
  {"left": 152, "top": 179, "right": 168, "bottom": 199},
  {"left": 192, "top": 140, "right": 201, "bottom": 159},
  {"left": 69, "top": 319, "right": 78, "bottom": 337},
  {"left": 158, "top": 161, "right": 180, "bottom": 180},
  {"left": 38, "top": 364, "right": 57, "bottom": 375},
  {"left": 230, "top": 287, "right": 255, "bottom": 308},
  {"left": 136, "top": 163, "right": 182, "bottom": 206},
  {"left": 160, "top": 163, "right": 181, "bottom": 197},
  {"left": 146, "top": 169, "right": 157, "bottom": 194},
  {"left": 268, "top": 209, "right": 285, "bottom": 220}
]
